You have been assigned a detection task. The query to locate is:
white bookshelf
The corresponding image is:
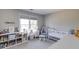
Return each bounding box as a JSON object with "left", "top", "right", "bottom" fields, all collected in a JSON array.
[{"left": 0, "top": 32, "right": 27, "bottom": 49}]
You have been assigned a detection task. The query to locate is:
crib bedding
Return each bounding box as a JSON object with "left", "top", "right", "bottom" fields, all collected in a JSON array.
[
  {"left": 48, "top": 29, "right": 67, "bottom": 39},
  {"left": 48, "top": 32, "right": 65, "bottom": 39}
]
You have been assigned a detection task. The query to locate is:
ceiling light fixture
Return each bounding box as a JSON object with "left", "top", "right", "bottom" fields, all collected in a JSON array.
[{"left": 29, "top": 9, "right": 34, "bottom": 11}]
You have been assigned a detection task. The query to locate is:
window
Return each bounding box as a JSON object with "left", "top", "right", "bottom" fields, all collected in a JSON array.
[
  {"left": 20, "top": 18, "right": 38, "bottom": 33},
  {"left": 30, "top": 20, "right": 38, "bottom": 33},
  {"left": 20, "top": 18, "right": 29, "bottom": 32}
]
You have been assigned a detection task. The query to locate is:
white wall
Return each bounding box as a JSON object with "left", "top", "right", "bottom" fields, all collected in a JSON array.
[
  {"left": 0, "top": 9, "right": 44, "bottom": 31},
  {"left": 45, "top": 10, "right": 79, "bottom": 49},
  {"left": 45, "top": 10, "right": 79, "bottom": 32}
]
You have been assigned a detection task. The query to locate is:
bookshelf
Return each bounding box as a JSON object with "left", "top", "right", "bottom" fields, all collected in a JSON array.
[{"left": 0, "top": 32, "right": 27, "bottom": 49}]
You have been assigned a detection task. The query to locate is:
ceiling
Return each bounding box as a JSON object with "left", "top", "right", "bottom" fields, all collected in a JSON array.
[{"left": 22, "top": 9, "right": 62, "bottom": 15}]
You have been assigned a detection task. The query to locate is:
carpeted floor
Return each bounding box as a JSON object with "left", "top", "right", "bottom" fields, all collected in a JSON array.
[{"left": 8, "top": 39, "right": 55, "bottom": 49}]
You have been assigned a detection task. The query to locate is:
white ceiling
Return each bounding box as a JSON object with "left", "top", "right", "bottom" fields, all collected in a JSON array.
[{"left": 22, "top": 9, "right": 62, "bottom": 15}]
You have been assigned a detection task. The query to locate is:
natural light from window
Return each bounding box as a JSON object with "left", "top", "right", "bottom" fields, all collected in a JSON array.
[{"left": 20, "top": 18, "right": 38, "bottom": 33}]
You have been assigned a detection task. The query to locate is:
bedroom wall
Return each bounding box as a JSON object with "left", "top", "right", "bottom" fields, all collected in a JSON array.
[
  {"left": 45, "top": 9, "right": 79, "bottom": 33},
  {"left": 0, "top": 9, "right": 44, "bottom": 31}
]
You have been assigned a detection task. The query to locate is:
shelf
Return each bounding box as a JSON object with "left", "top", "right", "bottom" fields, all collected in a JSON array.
[
  {"left": 0, "top": 37, "right": 22, "bottom": 43},
  {"left": 0, "top": 32, "right": 20, "bottom": 37},
  {"left": 4, "top": 41, "right": 27, "bottom": 49},
  {"left": 14, "top": 37, "right": 23, "bottom": 39},
  {"left": 0, "top": 32, "right": 27, "bottom": 49},
  {"left": 0, "top": 40, "right": 8, "bottom": 43}
]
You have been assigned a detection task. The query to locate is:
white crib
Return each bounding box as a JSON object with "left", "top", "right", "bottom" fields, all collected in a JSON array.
[{"left": 47, "top": 27, "right": 67, "bottom": 41}]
